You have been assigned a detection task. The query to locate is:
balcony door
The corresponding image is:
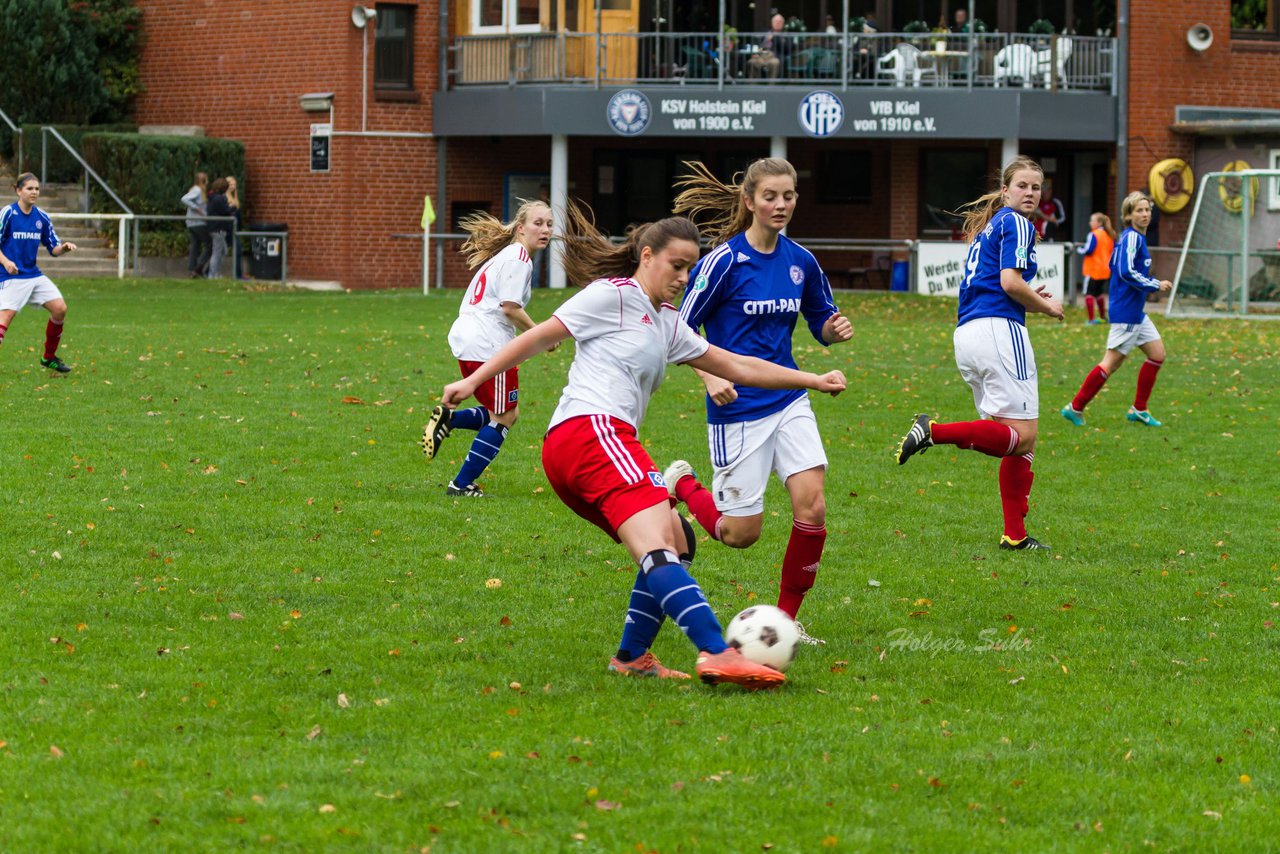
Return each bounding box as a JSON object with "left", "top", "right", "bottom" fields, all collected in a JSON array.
[{"left": 562, "top": 0, "right": 640, "bottom": 79}]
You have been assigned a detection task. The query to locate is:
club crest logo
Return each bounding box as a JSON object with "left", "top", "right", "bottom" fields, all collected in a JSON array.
[
  {"left": 789, "top": 265, "right": 804, "bottom": 285},
  {"left": 607, "top": 89, "right": 651, "bottom": 136},
  {"left": 649, "top": 471, "right": 666, "bottom": 488},
  {"left": 797, "top": 90, "right": 844, "bottom": 138}
]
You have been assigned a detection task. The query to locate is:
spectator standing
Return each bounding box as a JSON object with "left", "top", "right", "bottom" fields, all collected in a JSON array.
[
  {"left": 226, "top": 176, "right": 245, "bottom": 279},
  {"left": 1034, "top": 178, "right": 1066, "bottom": 241},
  {"left": 181, "top": 172, "right": 210, "bottom": 278},
  {"left": 205, "top": 178, "right": 233, "bottom": 279},
  {"left": 1077, "top": 212, "right": 1116, "bottom": 324}
]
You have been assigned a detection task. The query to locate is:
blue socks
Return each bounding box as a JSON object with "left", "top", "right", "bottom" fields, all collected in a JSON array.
[
  {"left": 450, "top": 406, "right": 488, "bottom": 431},
  {"left": 639, "top": 550, "right": 726, "bottom": 654},
  {"left": 617, "top": 570, "right": 665, "bottom": 661},
  {"left": 452, "top": 421, "right": 508, "bottom": 489}
]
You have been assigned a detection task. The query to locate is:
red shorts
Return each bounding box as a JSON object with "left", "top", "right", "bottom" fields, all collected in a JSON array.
[
  {"left": 459, "top": 360, "right": 519, "bottom": 415},
  {"left": 542, "top": 415, "right": 670, "bottom": 543}
]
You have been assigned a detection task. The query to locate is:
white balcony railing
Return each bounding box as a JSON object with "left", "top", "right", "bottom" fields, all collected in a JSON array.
[{"left": 448, "top": 31, "right": 1115, "bottom": 92}]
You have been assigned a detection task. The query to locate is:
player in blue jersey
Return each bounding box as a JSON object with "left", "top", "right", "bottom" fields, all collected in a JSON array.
[
  {"left": 0, "top": 174, "right": 78, "bottom": 373},
  {"left": 895, "top": 157, "right": 1064, "bottom": 551},
  {"left": 663, "top": 158, "right": 853, "bottom": 643},
  {"left": 1061, "top": 191, "right": 1172, "bottom": 427}
]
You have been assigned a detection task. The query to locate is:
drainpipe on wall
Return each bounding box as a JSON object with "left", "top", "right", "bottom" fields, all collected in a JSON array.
[{"left": 1115, "top": 0, "right": 1129, "bottom": 217}]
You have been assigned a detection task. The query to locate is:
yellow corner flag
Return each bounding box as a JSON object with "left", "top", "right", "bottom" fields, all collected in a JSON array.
[{"left": 421, "top": 195, "right": 436, "bottom": 229}]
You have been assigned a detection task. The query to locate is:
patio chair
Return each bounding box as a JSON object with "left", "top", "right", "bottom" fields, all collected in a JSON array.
[
  {"left": 993, "top": 43, "right": 1037, "bottom": 87},
  {"left": 876, "top": 43, "right": 937, "bottom": 87}
]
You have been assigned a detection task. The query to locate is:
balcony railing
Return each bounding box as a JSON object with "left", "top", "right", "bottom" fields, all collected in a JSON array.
[{"left": 448, "top": 31, "right": 1115, "bottom": 93}]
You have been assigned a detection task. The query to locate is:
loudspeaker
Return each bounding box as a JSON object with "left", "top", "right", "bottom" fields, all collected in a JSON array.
[
  {"left": 1186, "top": 23, "right": 1213, "bottom": 52},
  {"left": 351, "top": 5, "right": 377, "bottom": 28}
]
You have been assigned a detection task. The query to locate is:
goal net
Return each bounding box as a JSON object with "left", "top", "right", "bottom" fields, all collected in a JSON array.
[{"left": 1168, "top": 169, "right": 1280, "bottom": 318}]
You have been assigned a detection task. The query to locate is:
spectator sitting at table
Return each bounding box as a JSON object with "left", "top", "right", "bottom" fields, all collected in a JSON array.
[
  {"left": 851, "top": 10, "right": 880, "bottom": 78},
  {"left": 748, "top": 13, "right": 790, "bottom": 79},
  {"left": 950, "top": 7, "right": 969, "bottom": 32}
]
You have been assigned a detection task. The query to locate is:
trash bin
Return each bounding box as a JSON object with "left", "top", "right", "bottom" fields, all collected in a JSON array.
[
  {"left": 249, "top": 222, "right": 287, "bottom": 280},
  {"left": 890, "top": 260, "right": 910, "bottom": 292}
]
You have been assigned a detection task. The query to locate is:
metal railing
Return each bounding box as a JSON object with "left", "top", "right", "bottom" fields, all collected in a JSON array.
[
  {"left": 41, "top": 126, "right": 133, "bottom": 215},
  {"left": 0, "top": 107, "right": 22, "bottom": 175},
  {"left": 42, "top": 211, "right": 290, "bottom": 282},
  {"left": 448, "top": 30, "right": 1115, "bottom": 92}
]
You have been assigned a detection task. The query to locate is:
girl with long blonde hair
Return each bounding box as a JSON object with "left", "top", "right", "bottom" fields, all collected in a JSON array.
[
  {"left": 440, "top": 202, "right": 845, "bottom": 687},
  {"left": 896, "top": 156, "right": 1063, "bottom": 552},
  {"left": 662, "top": 157, "right": 853, "bottom": 643},
  {"left": 422, "top": 199, "right": 553, "bottom": 497},
  {"left": 1077, "top": 211, "right": 1117, "bottom": 324}
]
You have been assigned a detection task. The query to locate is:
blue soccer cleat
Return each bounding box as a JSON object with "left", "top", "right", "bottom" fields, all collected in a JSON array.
[
  {"left": 1126, "top": 407, "right": 1162, "bottom": 427},
  {"left": 1060, "top": 404, "right": 1085, "bottom": 427}
]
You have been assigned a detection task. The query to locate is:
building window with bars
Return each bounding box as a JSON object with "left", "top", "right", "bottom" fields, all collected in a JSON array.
[{"left": 375, "top": 4, "right": 414, "bottom": 90}]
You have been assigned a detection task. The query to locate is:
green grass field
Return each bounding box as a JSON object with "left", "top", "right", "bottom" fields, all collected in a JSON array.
[{"left": 1, "top": 278, "right": 1276, "bottom": 852}]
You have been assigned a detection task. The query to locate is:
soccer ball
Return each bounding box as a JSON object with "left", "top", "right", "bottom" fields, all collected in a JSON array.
[{"left": 724, "top": 605, "right": 800, "bottom": 673}]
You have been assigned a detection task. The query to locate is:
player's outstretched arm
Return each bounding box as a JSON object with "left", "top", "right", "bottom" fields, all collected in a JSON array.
[
  {"left": 688, "top": 345, "right": 846, "bottom": 396},
  {"left": 442, "top": 317, "right": 570, "bottom": 408}
]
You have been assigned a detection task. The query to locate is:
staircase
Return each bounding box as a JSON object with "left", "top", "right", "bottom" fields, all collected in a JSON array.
[{"left": 0, "top": 166, "right": 122, "bottom": 278}]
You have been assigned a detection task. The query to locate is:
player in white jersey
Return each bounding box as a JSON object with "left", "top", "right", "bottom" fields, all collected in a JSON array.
[
  {"left": 0, "top": 174, "right": 78, "bottom": 372},
  {"left": 441, "top": 205, "right": 845, "bottom": 689},
  {"left": 895, "top": 157, "right": 1063, "bottom": 552},
  {"left": 662, "top": 158, "right": 853, "bottom": 644},
  {"left": 422, "top": 201, "right": 553, "bottom": 497}
]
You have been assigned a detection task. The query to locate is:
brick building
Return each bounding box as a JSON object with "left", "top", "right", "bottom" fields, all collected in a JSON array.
[{"left": 132, "top": 1, "right": 1280, "bottom": 289}]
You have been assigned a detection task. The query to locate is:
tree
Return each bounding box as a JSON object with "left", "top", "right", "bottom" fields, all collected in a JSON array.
[{"left": 0, "top": 0, "right": 106, "bottom": 128}]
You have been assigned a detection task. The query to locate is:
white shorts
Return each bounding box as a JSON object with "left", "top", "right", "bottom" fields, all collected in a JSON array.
[
  {"left": 1106, "top": 317, "right": 1160, "bottom": 356},
  {"left": 0, "top": 275, "right": 62, "bottom": 313},
  {"left": 953, "top": 317, "right": 1039, "bottom": 420},
  {"left": 706, "top": 395, "right": 827, "bottom": 517}
]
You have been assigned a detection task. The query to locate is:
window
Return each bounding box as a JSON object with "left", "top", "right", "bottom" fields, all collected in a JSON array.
[
  {"left": 817, "top": 150, "right": 873, "bottom": 203},
  {"left": 473, "top": 0, "right": 541, "bottom": 33},
  {"left": 1232, "top": 0, "right": 1279, "bottom": 39},
  {"left": 919, "top": 149, "right": 988, "bottom": 236},
  {"left": 375, "top": 4, "right": 414, "bottom": 90}
]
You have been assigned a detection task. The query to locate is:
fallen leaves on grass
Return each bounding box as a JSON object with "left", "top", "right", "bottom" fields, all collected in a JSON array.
[
  {"left": 337, "top": 693, "right": 350, "bottom": 708},
  {"left": 306, "top": 725, "right": 322, "bottom": 741}
]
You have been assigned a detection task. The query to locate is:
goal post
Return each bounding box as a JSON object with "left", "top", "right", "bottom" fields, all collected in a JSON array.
[{"left": 1167, "top": 168, "right": 1280, "bottom": 318}]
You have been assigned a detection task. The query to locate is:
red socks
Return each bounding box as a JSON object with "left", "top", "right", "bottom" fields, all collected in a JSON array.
[
  {"left": 931, "top": 420, "right": 1018, "bottom": 458},
  {"left": 1134, "top": 358, "right": 1163, "bottom": 411},
  {"left": 1084, "top": 296, "right": 1096, "bottom": 322},
  {"left": 778, "top": 519, "right": 825, "bottom": 619},
  {"left": 44, "top": 318, "right": 64, "bottom": 360},
  {"left": 0, "top": 321, "right": 7, "bottom": 345},
  {"left": 998, "top": 452, "right": 1035, "bottom": 542},
  {"left": 675, "top": 475, "right": 723, "bottom": 541},
  {"left": 1071, "top": 365, "right": 1109, "bottom": 413}
]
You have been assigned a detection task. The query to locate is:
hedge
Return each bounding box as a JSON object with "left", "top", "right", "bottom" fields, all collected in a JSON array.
[
  {"left": 81, "top": 133, "right": 245, "bottom": 225},
  {"left": 20, "top": 123, "right": 137, "bottom": 183}
]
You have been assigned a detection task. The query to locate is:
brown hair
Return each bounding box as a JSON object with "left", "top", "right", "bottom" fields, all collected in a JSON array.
[
  {"left": 560, "top": 200, "right": 700, "bottom": 286},
  {"left": 208, "top": 177, "right": 229, "bottom": 195},
  {"left": 672, "top": 158, "right": 797, "bottom": 248},
  {"left": 957, "top": 156, "right": 1044, "bottom": 243},
  {"left": 1119, "top": 191, "right": 1150, "bottom": 226},
  {"left": 1091, "top": 211, "right": 1116, "bottom": 240},
  {"left": 14, "top": 172, "right": 37, "bottom": 191},
  {"left": 457, "top": 200, "right": 551, "bottom": 270}
]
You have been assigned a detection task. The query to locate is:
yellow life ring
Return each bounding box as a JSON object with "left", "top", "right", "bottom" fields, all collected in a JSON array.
[
  {"left": 1148, "top": 158, "right": 1194, "bottom": 214},
  {"left": 1218, "top": 160, "right": 1259, "bottom": 216}
]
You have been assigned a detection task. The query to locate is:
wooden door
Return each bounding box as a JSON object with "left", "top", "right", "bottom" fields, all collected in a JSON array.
[{"left": 567, "top": 0, "right": 640, "bottom": 80}]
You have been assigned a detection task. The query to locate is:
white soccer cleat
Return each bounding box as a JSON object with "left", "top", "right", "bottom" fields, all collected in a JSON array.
[{"left": 662, "top": 459, "right": 695, "bottom": 499}]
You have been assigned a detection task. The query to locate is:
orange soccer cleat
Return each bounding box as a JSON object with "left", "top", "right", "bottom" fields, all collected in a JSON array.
[
  {"left": 608, "top": 651, "right": 691, "bottom": 680},
  {"left": 695, "top": 647, "right": 786, "bottom": 690}
]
